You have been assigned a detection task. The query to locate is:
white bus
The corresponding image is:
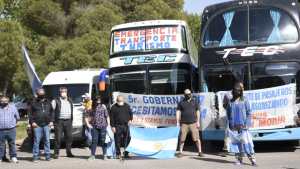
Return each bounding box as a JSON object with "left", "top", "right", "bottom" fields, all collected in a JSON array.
[{"left": 109, "top": 20, "right": 198, "bottom": 127}]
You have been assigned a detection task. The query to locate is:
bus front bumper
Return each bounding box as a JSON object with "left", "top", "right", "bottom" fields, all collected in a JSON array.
[{"left": 202, "top": 127, "right": 300, "bottom": 141}]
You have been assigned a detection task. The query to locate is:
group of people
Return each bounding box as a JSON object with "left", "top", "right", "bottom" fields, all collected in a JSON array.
[
  {"left": 0, "top": 87, "right": 133, "bottom": 163},
  {"left": 0, "top": 82, "right": 257, "bottom": 166}
]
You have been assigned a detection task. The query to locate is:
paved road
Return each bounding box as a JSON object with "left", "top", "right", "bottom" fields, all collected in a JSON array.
[{"left": 1, "top": 144, "right": 300, "bottom": 169}]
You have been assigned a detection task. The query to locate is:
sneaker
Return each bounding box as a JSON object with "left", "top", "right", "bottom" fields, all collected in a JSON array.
[
  {"left": 176, "top": 152, "right": 183, "bottom": 158},
  {"left": 116, "top": 155, "right": 121, "bottom": 159},
  {"left": 11, "top": 157, "right": 18, "bottom": 164},
  {"left": 2, "top": 156, "right": 9, "bottom": 162},
  {"left": 219, "top": 150, "right": 228, "bottom": 157},
  {"left": 235, "top": 161, "right": 242, "bottom": 165},
  {"left": 123, "top": 153, "right": 130, "bottom": 159},
  {"left": 45, "top": 157, "right": 51, "bottom": 161},
  {"left": 67, "top": 153, "right": 75, "bottom": 158},
  {"left": 32, "top": 158, "right": 38, "bottom": 163},
  {"left": 88, "top": 156, "right": 95, "bottom": 161},
  {"left": 250, "top": 159, "right": 258, "bottom": 167},
  {"left": 103, "top": 155, "right": 107, "bottom": 160},
  {"left": 53, "top": 154, "right": 59, "bottom": 159},
  {"left": 198, "top": 152, "right": 205, "bottom": 157}
]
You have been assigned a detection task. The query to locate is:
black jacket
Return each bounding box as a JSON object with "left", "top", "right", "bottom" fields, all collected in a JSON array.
[
  {"left": 53, "top": 98, "right": 74, "bottom": 121},
  {"left": 30, "top": 99, "right": 53, "bottom": 127},
  {"left": 110, "top": 103, "right": 133, "bottom": 127}
]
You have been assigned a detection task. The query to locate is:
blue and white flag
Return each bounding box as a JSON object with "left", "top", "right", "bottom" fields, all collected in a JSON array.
[
  {"left": 21, "top": 45, "right": 42, "bottom": 95},
  {"left": 126, "top": 126, "right": 180, "bottom": 159}
]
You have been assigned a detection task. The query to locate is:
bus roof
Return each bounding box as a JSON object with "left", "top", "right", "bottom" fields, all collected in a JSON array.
[
  {"left": 111, "top": 20, "right": 188, "bottom": 31},
  {"left": 42, "top": 69, "right": 107, "bottom": 86},
  {"left": 203, "top": 0, "right": 298, "bottom": 14}
]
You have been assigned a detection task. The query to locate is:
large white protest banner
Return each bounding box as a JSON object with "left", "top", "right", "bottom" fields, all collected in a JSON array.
[
  {"left": 112, "top": 92, "right": 215, "bottom": 127},
  {"left": 217, "top": 84, "right": 296, "bottom": 130}
]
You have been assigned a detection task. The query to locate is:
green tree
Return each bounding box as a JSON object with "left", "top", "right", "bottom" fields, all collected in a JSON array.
[
  {"left": 129, "top": 0, "right": 184, "bottom": 21},
  {"left": 185, "top": 13, "right": 201, "bottom": 49},
  {"left": 19, "top": 0, "right": 66, "bottom": 37},
  {"left": 0, "top": 20, "right": 23, "bottom": 94},
  {"left": 74, "top": 2, "right": 124, "bottom": 36}
]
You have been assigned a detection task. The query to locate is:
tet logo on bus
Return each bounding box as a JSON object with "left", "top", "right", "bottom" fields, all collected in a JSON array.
[
  {"left": 217, "top": 46, "right": 285, "bottom": 59},
  {"left": 120, "top": 55, "right": 177, "bottom": 65}
]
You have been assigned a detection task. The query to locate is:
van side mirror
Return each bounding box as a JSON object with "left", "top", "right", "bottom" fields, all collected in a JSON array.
[{"left": 98, "top": 81, "right": 106, "bottom": 92}]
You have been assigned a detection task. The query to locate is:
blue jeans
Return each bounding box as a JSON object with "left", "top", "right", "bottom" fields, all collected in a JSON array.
[
  {"left": 33, "top": 126, "right": 51, "bottom": 159},
  {"left": 0, "top": 128, "right": 17, "bottom": 158},
  {"left": 91, "top": 128, "right": 107, "bottom": 156}
]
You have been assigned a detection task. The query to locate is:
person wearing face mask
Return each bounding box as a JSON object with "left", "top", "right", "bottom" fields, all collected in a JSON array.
[
  {"left": 51, "top": 87, "right": 74, "bottom": 159},
  {"left": 29, "top": 88, "right": 53, "bottom": 162},
  {"left": 0, "top": 92, "right": 9, "bottom": 163},
  {"left": 176, "top": 89, "right": 203, "bottom": 158},
  {"left": 85, "top": 96, "right": 110, "bottom": 160},
  {"left": 226, "top": 82, "right": 257, "bottom": 166},
  {"left": 110, "top": 95, "right": 132, "bottom": 159},
  {"left": 0, "top": 95, "right": 20, "bottom": 163}
]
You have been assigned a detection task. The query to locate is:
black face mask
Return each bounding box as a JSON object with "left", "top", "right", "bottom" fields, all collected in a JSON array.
[
  {"left": 0, "top": 102, "right": 8, "bottom": 108},
  {"left": 185, "top": 94, "right": 192, "bottom": 100},
  {"left": 233, "top": 88, "right": 243, "bottom": 98},
  {"left": 37, "top": 95, "right": 45, "bottom": 100}
]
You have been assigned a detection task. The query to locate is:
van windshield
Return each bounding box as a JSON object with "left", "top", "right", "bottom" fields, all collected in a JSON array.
[{"left": 43, "top": 84, "right": 89, "bottom": 104}]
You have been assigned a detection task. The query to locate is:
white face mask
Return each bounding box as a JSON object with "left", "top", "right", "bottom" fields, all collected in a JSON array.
[{"left": 117, "top": 102, "right": 124, "bottom": 106}]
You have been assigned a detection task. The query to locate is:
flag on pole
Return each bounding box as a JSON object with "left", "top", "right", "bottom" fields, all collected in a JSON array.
[
  {"left": 21, "top": 45, "right": 42, "bottom": 95},
  {"left": 126, "top": 126, "right": 180, "bottom": 159}
]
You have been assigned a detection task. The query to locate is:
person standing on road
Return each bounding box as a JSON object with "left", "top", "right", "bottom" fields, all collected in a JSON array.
[
  {"left": 85, "top": 96, "right": 110, "bottom": 160},
  {"left": 29, "top": 88, "right": 53, "bottom": 162},
  {"left": 52, "top": 87, "right": 74, "bottom": 159},
  {"left": 0, "top": 92, "right": 9, "bottom": 163},
  {"left": 221, "top": 82, "right": 244, "bottom": 157},
  {"left": 176, "top": 89, "right": 204, "bottom": 157},
  {"left": 226, "top": 82, "right": 257, "bottom": 166},
  {"left": 110, "top": 95, "right": 132, "bottom": 159},
  {"left": 0, "top": 95, "right": 20, "bottom": 163}
]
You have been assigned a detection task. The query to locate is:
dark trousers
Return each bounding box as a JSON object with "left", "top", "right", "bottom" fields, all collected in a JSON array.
[
  {"left": 114, "top": 125, "right": 130, "bottom": 156},
  {"left": 91, "top": 128, "right": 107, "bottom": 156},
  {"left": 0, "top": 128, "right": 17, "bottom": 158},
  {"left": 54, "top": 119, "right": 73, "bottom": 155}
]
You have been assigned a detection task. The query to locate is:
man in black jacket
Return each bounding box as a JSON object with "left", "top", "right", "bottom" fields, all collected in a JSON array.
[
  {"left": 30, "top": 88, "right": 53, "bottom": 162},
  {"left": 51, "top": 87, "right": 74, "bottom": 159},
  {"left": 110, "top": 95, "right": 132, "bottom": 159}
]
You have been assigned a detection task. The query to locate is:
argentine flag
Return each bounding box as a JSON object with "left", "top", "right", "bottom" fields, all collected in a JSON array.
[{"left": 126, "top": 126, "right": 180, "bottom": 159}]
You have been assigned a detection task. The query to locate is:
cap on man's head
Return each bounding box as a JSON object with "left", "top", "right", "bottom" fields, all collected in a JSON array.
[
  {"left": 84, "top": 93, "right": 91, "bottom": 98},
  {"left": 184, "top": 89, "right": 192, "bottom": 95}
]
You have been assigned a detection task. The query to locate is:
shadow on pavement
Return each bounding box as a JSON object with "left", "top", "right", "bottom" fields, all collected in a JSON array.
[{"left": 190, "top": 157, "right": 234, "bottom": 164}]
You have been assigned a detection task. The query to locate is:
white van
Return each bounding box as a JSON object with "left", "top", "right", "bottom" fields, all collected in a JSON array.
[{"left": 42, "top": 69, "right": 109, "bottom": 141}]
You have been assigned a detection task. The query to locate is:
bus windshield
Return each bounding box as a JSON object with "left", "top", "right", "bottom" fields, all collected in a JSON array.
[
  {"left": 43, "top": 84, "right": 89, "bottom": 104},
  {"left": 111, "top": 26, "right": 187, "bottom": 55},
  {"left": 111, "top": 69, "right": 191, "bottom": 95},
  {"left": 203, "top": 7, "right": 298, "bottom": 48}
]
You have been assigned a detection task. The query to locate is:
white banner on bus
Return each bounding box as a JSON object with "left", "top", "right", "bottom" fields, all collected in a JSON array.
[
  {"left": 113, "top": 26, "right": 182, "bottom": 52},
  {"left": 109, "top": 53, "right": 191, "bottom": 68},
  {"left": 217, "top": 84, "right": 296, "bottom": 130},
  {"left": 112, "top": 92, "right": 215, "bottom": 127}
]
